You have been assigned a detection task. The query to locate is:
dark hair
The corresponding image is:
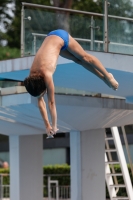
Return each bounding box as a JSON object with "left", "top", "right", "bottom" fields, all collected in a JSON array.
[{"left": 23, "top": 75, "right": 46, "bottom": 97}]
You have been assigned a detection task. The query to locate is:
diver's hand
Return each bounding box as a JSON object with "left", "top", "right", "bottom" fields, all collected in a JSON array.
[{"left": 46, "top": 125, "right": 54, "bottom": 138}]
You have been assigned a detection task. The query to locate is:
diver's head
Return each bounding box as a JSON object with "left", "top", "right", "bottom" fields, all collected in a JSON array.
[{"left": 24, "top": 75, "right": 46, "bottom": 97}]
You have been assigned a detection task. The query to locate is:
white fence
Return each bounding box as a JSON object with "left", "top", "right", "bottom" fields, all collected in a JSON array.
[{"left": 0, "top": 174, "right": 70, "bottom": 200}]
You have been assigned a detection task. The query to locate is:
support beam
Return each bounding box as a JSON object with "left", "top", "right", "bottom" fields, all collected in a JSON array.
[
  {"left": 9, "top": 135, "right": 43, "bottom": 200},
  {"left": 70, "top": 129, "right": 105, "bottom": 200},
  {"left": 70, "top": 131, "right": 81, "bottom": 200}
]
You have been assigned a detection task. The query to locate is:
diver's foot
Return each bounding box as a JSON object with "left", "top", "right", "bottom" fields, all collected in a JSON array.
[
  {"left": 106, "top": 73, "right": 119, "bottom": 90},
  {"left": 103, "top": 77, "right": 111, "bottom": 88}
]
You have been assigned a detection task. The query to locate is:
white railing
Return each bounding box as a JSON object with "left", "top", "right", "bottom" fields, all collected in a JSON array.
[
  {"left": 31, "top": 32, "right": 133, "bottom": 55},
  {"left": 0, "top": 185, "right": 70, "bottom": 200},
  {"left": 0, "top": 174, "right": 70, "bottom": 200},
  {"left": 0, "top": 174, "right": 10, "bottom": 200},
  {"left": 43, "top": 186, "right": 70, "bottom": 200}
]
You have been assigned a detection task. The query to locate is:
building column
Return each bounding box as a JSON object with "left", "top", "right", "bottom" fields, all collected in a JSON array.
[
  {"left": 70, "top": 129, "right": 105, "bottom": 200},
  {"left": 70, "top": 131, "right": 81, "bottom": 200},
  {"left": 9, "top": 134, "right": 43, "bottom": 200}
]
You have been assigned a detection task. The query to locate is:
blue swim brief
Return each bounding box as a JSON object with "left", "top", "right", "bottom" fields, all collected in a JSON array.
[{"left": 47, "top": 29, "right": 69, "bottom": 50}]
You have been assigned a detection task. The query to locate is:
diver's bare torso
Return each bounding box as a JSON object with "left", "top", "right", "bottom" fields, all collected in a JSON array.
[{"left": 30, "top": 35, "right": 64, "bottom": 76}]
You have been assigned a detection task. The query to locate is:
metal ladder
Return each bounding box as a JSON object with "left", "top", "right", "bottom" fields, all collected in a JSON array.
[{"left": 105, "top": 126, "right": 133, "bottom": 200}]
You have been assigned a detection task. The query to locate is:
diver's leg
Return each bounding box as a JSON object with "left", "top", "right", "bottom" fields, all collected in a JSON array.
[
  {"left": 66, "top": 35, "right": 119, "bottom": 90},
  {"left": 60, "top": 50, "right": 111, "bottom": 88},
  {"left": 60, "top": 50, "right": 105, "bottom": 79}
]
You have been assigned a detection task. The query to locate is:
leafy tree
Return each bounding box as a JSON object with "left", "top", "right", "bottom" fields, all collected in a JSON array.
[
  {"left": 108, "top": 0, "right": 133, "bottom": 53},
  {"left": 50, "top": 0, "right": 73, "bottom": 31},
  {"left": 0, "top": 0, "right": 14, "bottom": 46},
  {"left": 0, "top": 46, "right": 20, "bottom": 60},
  {"left": 2, "top": 0, "right": 50, "bottom": 49},
  {"left": 0, "top": 0, "right": 52, "bottom": 60},
  {"left": 108, "top": 0, "right": 133, "bottom": 17},
  {"left": 73, "top": 0, "right": 103, "bottom": 13}
]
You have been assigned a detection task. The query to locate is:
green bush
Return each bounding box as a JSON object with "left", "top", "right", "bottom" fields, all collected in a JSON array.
[
  {"left": 43, "top": 164, "right": 70, "bottom": 197},
  {"left": 0, "top": 169, "right": 10, "bottom": 185},
  {"left": 43, "top": 164, "right": 70, "bottom": 185},
  {"left": 0, "top": 46, "right": 20, "bottom": 61}
]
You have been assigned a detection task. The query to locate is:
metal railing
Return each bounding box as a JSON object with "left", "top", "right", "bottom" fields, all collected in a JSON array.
[
  {"left": 31, "top": 32, "right": 133, "bottom": 55},
  {"left": 0, "top": 174, "right": 10, "bottom": 200},
  {"left": 22, "top": 1, "right": 133, "bottom": 21},
  {"left": 0, "top": 174, "right": 70, "bottom": 200},
  {"left": 0, "top": 185, "right": 70, "bottom": 200},
  {"left": 43, "top": 186, "right": 70, "bottom": 200},
  {"left": 21, "top": 2, "right": 104, "bottom": 57},
  {"left": 21, "top": 1, "right": 133, "bottom": 57}
]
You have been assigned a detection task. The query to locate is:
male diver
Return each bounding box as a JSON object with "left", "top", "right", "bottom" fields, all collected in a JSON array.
[{"left": 24, "top": 29, "right": 119, "bottom": 138}]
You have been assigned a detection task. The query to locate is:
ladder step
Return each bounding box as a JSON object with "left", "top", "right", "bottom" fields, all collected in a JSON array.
[
  {"left": 105, "top": 137, "right": 114, "bottom": 140},
  {"left": 113, "top": 197, "right": 129, "bottom": 200},
  {"left": 110, "top": 184, "right": 126, "bottom": 188},
  {"left": 105, "top": 149, "right": 117, "bottom": 152},
  {"left": 106, "top": 173, "right": 123, "bottom": 176},
  {"left": 105, "top": 161, "right": 120, "bottom": 164}
]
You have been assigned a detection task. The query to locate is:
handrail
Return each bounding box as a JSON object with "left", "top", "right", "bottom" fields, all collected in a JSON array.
[
  {"left": 22, "top": 2, "right": 133, "bottom": 22},
  {"left": 22, "top": 2, "right": 104, "bottom": 17},
  {"left": 32, "top": 32, "right": 133, "bottom": 47},
  {"left": 31, "top": 32, "right": 133, "bottom": 55},
  {"left": 108, "top": 15, "right": 133, "bottom": 21}
]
